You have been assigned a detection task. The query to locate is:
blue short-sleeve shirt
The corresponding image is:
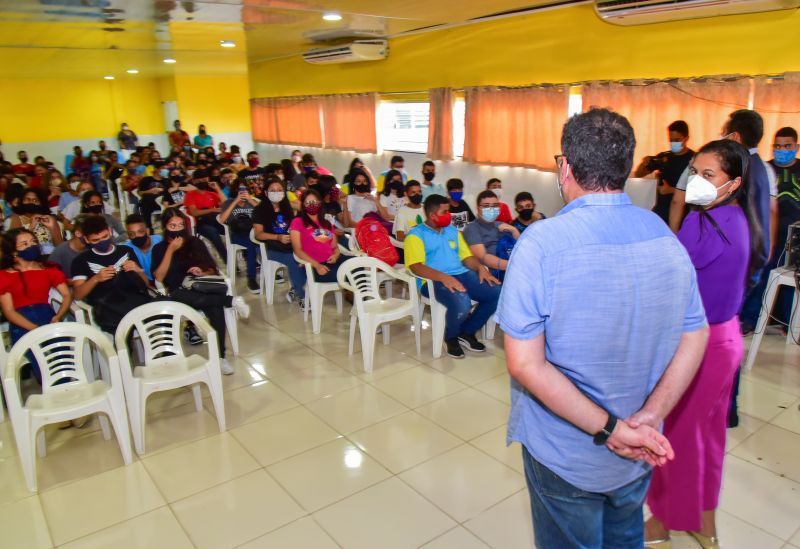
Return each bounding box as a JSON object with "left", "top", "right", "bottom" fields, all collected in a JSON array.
[{"left": 498, "top": 192, "right": 706, "bottom": 492}]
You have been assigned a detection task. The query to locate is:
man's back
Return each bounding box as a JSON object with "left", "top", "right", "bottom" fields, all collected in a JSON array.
[{"left": 498, "top": 193, "right": 705, "bottom": 492}]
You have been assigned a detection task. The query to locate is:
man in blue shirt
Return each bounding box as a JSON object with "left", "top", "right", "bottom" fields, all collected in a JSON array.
[
  {"left": 124, "top": 214, "right": 163, "bottom": 281},
  {"left": 405, "top": 194, "right": 501, "bottom": 359},
  {"left": 498, "top": 108, "right": 709, "bottom": 549}
]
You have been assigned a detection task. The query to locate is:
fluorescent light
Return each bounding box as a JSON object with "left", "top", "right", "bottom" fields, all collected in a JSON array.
[
  {"left": 126, "top": 68, "right": 139, "bottom": 74},
  {"left": 220, "top": 40, "right": 236, "bottom": 48},
  {"left": 163, "top": 57, "right": 176, "bottom": 64},
  {"left": 103, "top": 75, "right": 115, "bottom": 80},
  {"left": 322, "top": 12, "right": 342, "bottom": 21}
]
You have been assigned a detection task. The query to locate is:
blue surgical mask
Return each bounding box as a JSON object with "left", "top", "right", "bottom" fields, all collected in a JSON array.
[
  {"left": 449, "top": 191, "right": 463, "bottom": 202},
  {"left": 17, "top": 245, "right": 42, "bottom": 261},
  {"left": 159, "top": 168, "right": 169, "bottom": 178},
  {"left": 670, "top": 141, "right": 683, "bottom": 154},
  {"left": 481, "top": 207, "right": 500, "bottom": 223},
  {"left": 774, "top": 149, "right": 797, "bottom": 166}
]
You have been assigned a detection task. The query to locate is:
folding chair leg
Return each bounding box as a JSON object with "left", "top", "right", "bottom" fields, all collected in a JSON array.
[
  {"left": 349, "top": 313, "right": 357, "bottom": 356},
  {"left": 98, "top": 414, "right": 112, "bottom": 440}
]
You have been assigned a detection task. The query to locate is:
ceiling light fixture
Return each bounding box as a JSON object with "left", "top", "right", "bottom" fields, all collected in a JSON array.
[
  {"left": 126, "top": 68, "right": 139, "bottom": 74},
  {"left": 104, "top": 75, "right": 115, "bottom": 80},
  {"left": 163, "top": 57, "right": 177, "bottom": 64},
  {"left": 220, "top": 40, "right": 236, "bottom": 48},
  {"left": 322, "top": 12, "right": 342, "bottom": 21}
]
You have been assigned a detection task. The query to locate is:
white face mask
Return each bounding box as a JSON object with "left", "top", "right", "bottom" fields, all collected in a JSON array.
[
  {"left": 491, "top": 188, "right": 503, "bottom": 201},
  {"left": 69, "top": 181, "right": 81, "bottom": 191},
  {"left": 685, "top": 174, "right": 732, "bottom": 206},
  {"left": 267, "top": 191, "right": 285, "bottom": 204},
  {"left": 292, "top": 155, "right": 302, "bottom": 163}
]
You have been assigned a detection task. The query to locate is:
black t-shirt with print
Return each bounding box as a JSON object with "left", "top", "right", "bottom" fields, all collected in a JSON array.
[
  {"left": 70, "top": 245, "right": 144, "bottom": 305},
  {"left": 253, "top": 202, "right": 294, "bottom": 253},
  {"left": 449, "top": 200, "right": 475, "bottom": 231},
  {"left": 223, "top": 198, "right": 256, "bottom": 235},
  {"left": 769, "top": 159, "right": 800, "bottom": 250}
]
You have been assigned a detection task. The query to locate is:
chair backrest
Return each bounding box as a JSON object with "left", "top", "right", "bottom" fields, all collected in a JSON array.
[
  {"left": 217, "top": 214, "right": 233, "bottom": 248},
  {"left": 179, "top": 206, "right": 197, "bottom": 236},
  {"left": 5, "top": 322, "right": 116, "bottom": 391},
  {"left": 114, "top": 301, "right": 216, "bottom": 364},
  {"left": 337, "top": 256, "right": 390, "bottom": 307}
]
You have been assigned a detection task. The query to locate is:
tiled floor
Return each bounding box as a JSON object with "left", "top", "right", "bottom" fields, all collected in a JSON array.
[{"left": 2, "top": 285, "right": 800, "bottom": 548}]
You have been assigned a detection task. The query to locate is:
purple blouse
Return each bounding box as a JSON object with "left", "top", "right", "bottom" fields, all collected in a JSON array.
[{"left": 678, "top": 205, "right": 750, "bottom": 324}]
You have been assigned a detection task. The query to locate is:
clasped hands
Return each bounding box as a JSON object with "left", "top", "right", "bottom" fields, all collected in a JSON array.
[{"left": 605, "top": 410, "right": 674, "bottom": 467}]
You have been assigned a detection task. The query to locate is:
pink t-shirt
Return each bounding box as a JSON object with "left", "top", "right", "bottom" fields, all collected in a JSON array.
[{"left": 290, "top": 217, "right": 336, "bottom": 264}]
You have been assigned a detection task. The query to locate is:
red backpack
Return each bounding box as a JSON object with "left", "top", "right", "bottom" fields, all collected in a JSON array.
[{"left": 355, "top": 217, "right": 399, "bottom": 266}]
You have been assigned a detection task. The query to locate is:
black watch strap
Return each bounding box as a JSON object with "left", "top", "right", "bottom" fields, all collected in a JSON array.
[{"left": 593, "top": 413, "right": 618, "bottom": 446}]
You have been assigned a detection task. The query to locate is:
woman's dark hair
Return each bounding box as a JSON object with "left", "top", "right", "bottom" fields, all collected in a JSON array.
[
  {"left": 280, "top": 159, "right": 297, "bottom": 182},
  {"left": 0, "top": 228, "right": 37, "bottom": 270},
  {"left": 317, "top": 175, "right": 338, "bottom": 198},
  {"left": 561, "top": 108, "right": 636, "bottom": 192},
  {"left": 256, "top": 180, "right": 294, "bottom": 231},
  {"left": 348, "top": 158, "right": 363, "bottom": 172},
  {"left": 5, "top": 182, "right": 26, "bottom": 205},
  {"left": 161, "top": 208, "right": 218, "bottom": 273},
  {"left": 382, "top": 169, "right": 404, "bottom": 197},
  {"left": 692, "top": 139, "right": 764, "bottom": 279},
  {"left": 80, "top": 190, "right": 104, "bottom": 210},
  {"left": 300, "top": 188, "right": 332, "bottom": 230},
  {"left": 22, "top": 187, "right": 48, "bottom": 207}
]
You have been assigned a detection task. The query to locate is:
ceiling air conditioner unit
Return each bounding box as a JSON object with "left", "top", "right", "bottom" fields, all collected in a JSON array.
[
  {"left": 304, "top": 16, "right": 387, "bottom": 43},
  {"left": 596, "top": 0, "right": 800, "bottom": 25},
  {"left": 303, "top": 40, "right": 388, "bottom": 65}
]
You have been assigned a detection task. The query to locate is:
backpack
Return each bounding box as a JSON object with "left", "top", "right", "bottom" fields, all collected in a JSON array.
[{"left": 355, "top": 217, "right": 399, "bottom": 266}]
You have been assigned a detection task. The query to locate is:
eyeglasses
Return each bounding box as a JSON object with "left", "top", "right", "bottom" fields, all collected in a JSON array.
[{"left": 554, "top": 154, "right": 565, "bottom": 168}]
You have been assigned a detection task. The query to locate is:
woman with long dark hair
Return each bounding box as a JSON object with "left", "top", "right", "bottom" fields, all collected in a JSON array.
[
  {"left": 253, "top": 178, "right": 307, "bottom": 308},
  {"left": 7, "top": 187, "right": 63, "bottom": 255},
  {"left": 644, "top": 140, "right": 762, "bottom": 549},
  {"left": 290, "top": 188, "right": 344, "bottom": 283},
  {"left": 377, "top": 168, "right": 407, "bottom": 221},
  {"left": 0, "top": 228, "right": 71, "bottom": 382},
  {"left": 151, "top": 208, "right": 249, "bottom": 375}
]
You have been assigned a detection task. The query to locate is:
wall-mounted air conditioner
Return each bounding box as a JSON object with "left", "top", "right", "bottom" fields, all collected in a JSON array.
[
  {"left": 304, "top": 16, "right": 387, "bottom": 43},
  {"left": 596, "top": 0, "right": 800, "bottom": 25},
  {"left": 303, "top": 40, "right": 388, "bottom": 65}
]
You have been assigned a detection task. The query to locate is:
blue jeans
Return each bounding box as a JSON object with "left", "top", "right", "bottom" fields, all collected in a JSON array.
[
  {"left": 422, "top": 270, "right": 501, "bottom": 341},
  {"left": 523, "top": 447, "right": 651, "bottom": 549},
  {"left": 267, "top": 249, "right": 307, "bottom": 299},
  {"left": 196, "top": 216, "right": 227, "bottom": 261},
  {"left": 231, "top": 232, "right": 259, "bottom": 281}
]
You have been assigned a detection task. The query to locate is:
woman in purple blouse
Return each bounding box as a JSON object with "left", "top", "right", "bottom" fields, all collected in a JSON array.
[{"left": 644, "top": 140, "right": 763, "bottom": 549}]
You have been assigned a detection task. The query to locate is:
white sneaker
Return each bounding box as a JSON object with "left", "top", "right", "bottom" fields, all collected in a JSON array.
[
  {"left": 232, "top": 296, "right": 250, "bottom": 319},
  {"left": 220, "top": 358, "right": 234, "bottom": 375}
]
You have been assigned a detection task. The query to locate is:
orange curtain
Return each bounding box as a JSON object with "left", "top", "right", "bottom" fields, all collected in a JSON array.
[
  {"left": 464, "top": 86, "right": 568, "bottom": 169},
  {"left": 428, "top": 88, "right": 454, "bottom": 161},
  {"left": 582, "top": 79, "right": 751, "bottom": 166},
  {"left": 250, "top": 98, "right": 279, "bottom": 143},
  {"left": 272, "top": 97, "right": 323, "bottom": 147},
  {"left": 321, "top": 94, "right": 378, "bottom": 153},
  {"left": 753, "top": 73, "right": 800, "bottom": 159}
]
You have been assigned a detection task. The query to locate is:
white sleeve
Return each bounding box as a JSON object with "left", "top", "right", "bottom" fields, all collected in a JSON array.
[{"left": 764, "top": 159, "right": 778, "bottom": 197}]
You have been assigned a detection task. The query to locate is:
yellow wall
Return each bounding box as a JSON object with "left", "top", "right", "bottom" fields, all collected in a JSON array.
[
  {"left": 173, "top": 74, "right": 252, "bottom": 134},
  {"left": 249, "top": 5, "right": 800, "bottom": 97},
  {"left": 0, "top": 78, "right": 164, "bottom": 143}
]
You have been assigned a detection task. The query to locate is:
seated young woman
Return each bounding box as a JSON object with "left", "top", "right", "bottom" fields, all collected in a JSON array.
[
  {"left": 253, "top": 178, "right": 307, "bottom": 308},
  {"left": 6, "top": 187, "right": 64, "bottom": 255},
  {"left": 0, "top": 228, "right": 71, "bottom": 382},
  {"left": 290, "top": 188, "right": 346, "bottom": 283},
  {"left": 151, "top": 208, "right": 249, "bottom": 375}
]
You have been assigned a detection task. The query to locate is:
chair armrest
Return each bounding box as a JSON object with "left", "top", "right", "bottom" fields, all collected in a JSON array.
[{"left": 389, "top": 236, "right": 404, "bottom": 249}]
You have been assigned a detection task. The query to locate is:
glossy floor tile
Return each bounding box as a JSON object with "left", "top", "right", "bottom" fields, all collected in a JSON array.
[{"left": 3, "top": 288, "right": 800, "bottom": 548}]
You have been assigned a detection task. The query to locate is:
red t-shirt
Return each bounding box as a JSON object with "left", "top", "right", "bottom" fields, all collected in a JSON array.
[
  {"left": 13, "top": 163, "right": 35, "bottom": 177},
  {"left": 183, "top": 190, "right": 221, "bottom": 216},
  {"left": 498, "top": 202, "right": 513, "bottom": 223},
  {"left": 169, "top": 130, "right": 190, "bottom": 147},
  {"left": 0, "top": 266, "right": 66, "bottom": 308}
]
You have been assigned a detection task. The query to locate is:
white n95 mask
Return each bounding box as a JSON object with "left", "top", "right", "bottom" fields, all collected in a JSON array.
[{"left": 685, "top": 174, "right": 731, "bottom": 206}]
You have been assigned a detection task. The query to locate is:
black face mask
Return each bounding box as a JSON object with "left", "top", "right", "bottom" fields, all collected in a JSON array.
[
  {"left": 423, "top": 172, "right": 435, "bottom": 182},
  {"left": 85, "top": 204, "right": 104, "bottom": 214},
  {"left": 408, "top": 194, "right": 423, "bottom": 205},
  {"left": 165, "top": 229, "right": 187, "bottom": 240},
  {"left": 354, "top": 184, "right": 371, "bottom": 194},
  {"left": 15, "top": 203, "right": 38, "bottom": 215},
  {"left": 519, "top": 208, "right": 534, "bottom": 221},
  {"left": 170, "top": 175, "right": 184, "bottom": 183},
  {"left": 130, "top": 235, "right": 148, "bottom": 248}
]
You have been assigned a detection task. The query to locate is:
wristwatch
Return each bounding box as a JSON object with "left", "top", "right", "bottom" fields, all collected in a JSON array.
[{"left": 593, "top": 413, "right": 618, "bottom": 445}]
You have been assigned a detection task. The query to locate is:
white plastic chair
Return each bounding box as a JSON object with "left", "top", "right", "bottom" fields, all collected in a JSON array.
[
  {"left": 337, "top": 257, "right": 421, "bottom": 372},
  {"left": 217, "top": 214, "right": 246, "bottom": 294},
  {"left": 0, "top": 321, "right": 9, "bottom": 422},
  {"left": 294, "top": 253, "right": 344, "bottom": 334},
  {"left": 114, "top": 301, "right": 226, "bottom": 455},
  {"left": 249, "top": 229, "right": 287, "bottom": 305},
  {"left": 2, "top": 322, "right": 133, "bottom": 491}
]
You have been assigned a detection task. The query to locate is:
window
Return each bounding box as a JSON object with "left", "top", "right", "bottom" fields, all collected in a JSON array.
[
  {"left": 377, "top": 101, "right": 429, "bottom": 153},
  {"left": 568, "top": 89, "right": 583, "bottom": 117},
  {"left": 453, "top": 98, "right": 466, "bottom": 158}
]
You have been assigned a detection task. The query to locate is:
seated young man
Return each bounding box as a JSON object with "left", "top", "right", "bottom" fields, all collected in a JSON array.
[
  {"left": 49, "top": 214, "right": 89, "bottom": 280},
  {"left": 445, "top": 178, "right": 475, "bottom": 231},
  {"left": 393, "top": 180, "right": 425, "bottom": 241},
  {"left": 486, "top": 178, "right": 513, "bottom": 222},
  {"left": 464, "top": 190, "right": 520, "bottom": 275},
  {"left": 124, "top": 214, "right": 163, "bottom": 282},
  {"left": 511, "top": 191, "right": 546, "bottom": 233},
  {"left": 406, "top": 194, "right": 501, "bottom": 359},
  {"left": 71, "top": 214, "right": 152, "bottom": 333}
]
